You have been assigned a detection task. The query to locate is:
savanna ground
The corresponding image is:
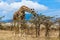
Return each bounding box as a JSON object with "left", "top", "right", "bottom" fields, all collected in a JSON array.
[{"left": 0, "top": 28, "right": 60, "bottom": 40}]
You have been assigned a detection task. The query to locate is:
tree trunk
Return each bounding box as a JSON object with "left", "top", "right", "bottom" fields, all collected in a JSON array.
[
  {"left": 45, "top": 25, "right": 49, "bottom": 37},
  {"left": 37, "top": 24, "right": 40, "bottom": 36},
  {"left": 36, "top": 26, "right": 38, "bottom": 37},
  {"left": 36, "top": 24, "right": 40, "bottom": 37}
]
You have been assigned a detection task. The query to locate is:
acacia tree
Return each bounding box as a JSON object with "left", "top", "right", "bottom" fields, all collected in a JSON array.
[
  {"left": 29, "top": 13, "right": 54, "bottom": 37},
  {"left": 56, "top": 18, "right": 60, "bottom": 37},
  {"left": 44, "top": 20, "right": 54, "bottom": 37},
  {"left": 36, "top": 14, "right": 54, "bottom": 37},
  {"left": 29, "top": 14, "right": 41, "bottom": 37},
  {"left": 29, "top": 14, "right": 48, "bottom": 37},
  {"left": 42, "top": 16, "right": 54, "bottom": 37}
]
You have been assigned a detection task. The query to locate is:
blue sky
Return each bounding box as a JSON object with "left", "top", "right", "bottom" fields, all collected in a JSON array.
[{"left": 0, "top": 0, "right": 60, "bottom": 20}]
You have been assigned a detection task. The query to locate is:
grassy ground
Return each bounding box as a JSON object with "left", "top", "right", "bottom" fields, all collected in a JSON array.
[{"left": 0, "top": 30, "right": 59, "bottom": 40}]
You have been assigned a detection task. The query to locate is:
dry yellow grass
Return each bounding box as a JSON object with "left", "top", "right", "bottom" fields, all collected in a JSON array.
[{"left": 0, "top": 30, "right": 59, "bottom": 40}]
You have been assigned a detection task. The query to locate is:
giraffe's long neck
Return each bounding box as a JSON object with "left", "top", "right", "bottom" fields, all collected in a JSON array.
[{"left": 13, "top": 5, "right": 38, "bottom": 21}]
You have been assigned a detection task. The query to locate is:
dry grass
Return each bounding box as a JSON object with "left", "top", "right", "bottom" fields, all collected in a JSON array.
[{"left": 0, "top": 29, "right": 59, "bottom": 40}]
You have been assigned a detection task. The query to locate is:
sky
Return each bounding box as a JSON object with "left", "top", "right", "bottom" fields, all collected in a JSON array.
[{"left": 0, "top": 0, "right": 60, "bottom": 20}]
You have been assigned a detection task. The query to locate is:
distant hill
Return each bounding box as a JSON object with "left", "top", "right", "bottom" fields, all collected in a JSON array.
[{"left": 0, "top": 19, "right": 13, "bottom": 23}]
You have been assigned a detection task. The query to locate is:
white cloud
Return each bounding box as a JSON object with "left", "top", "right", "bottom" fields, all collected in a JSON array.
[
  {"left": 0, "top": 0, "right": 48, "bottom": 20},
  {"left": 0, "top": 0, "right": 48, "bottom": 13}
]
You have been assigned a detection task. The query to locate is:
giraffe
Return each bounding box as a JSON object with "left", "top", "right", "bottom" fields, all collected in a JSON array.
[
  {"left": 13, "top": 5, "right": 38, "bottom": 34},
  {"left": 13, "top": 5, "right": 38, "bottom": 20}
]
